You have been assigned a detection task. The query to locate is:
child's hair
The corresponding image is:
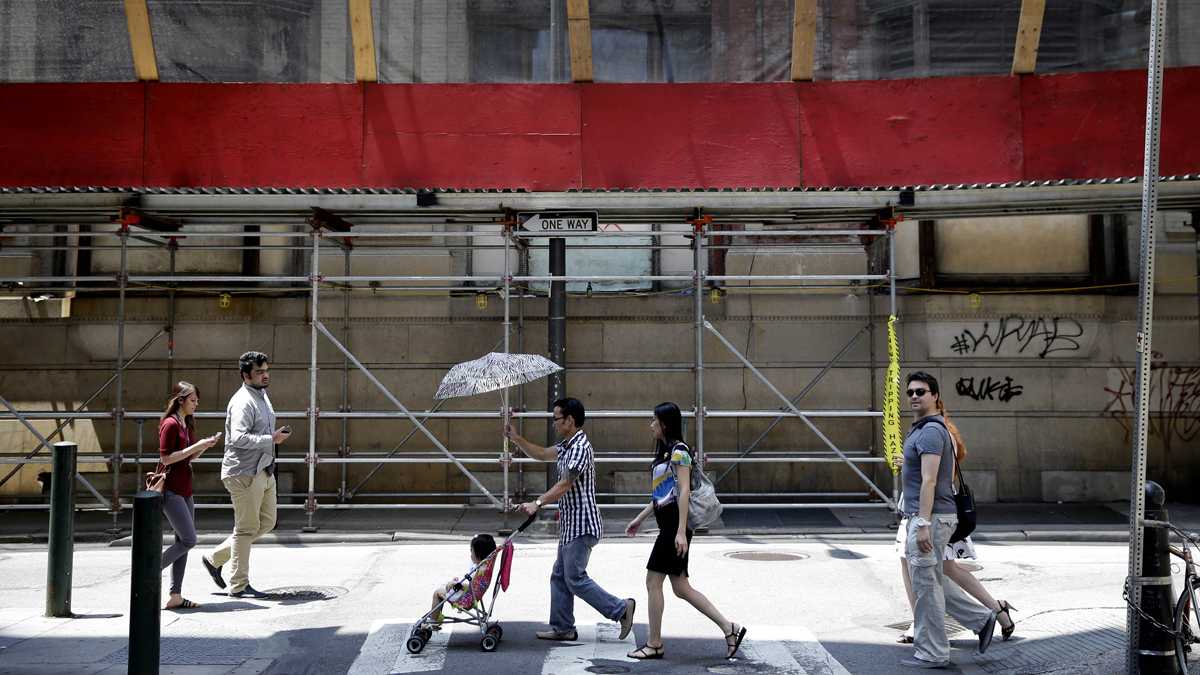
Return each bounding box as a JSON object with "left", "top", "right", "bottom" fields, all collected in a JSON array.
[{"left": 471, "top": 533, "right": 497, "bottom": 561}]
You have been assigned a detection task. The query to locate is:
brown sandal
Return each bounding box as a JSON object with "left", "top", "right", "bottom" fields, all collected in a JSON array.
[{"left": 627, "top": 644, "right": 664, "bottom": 659}]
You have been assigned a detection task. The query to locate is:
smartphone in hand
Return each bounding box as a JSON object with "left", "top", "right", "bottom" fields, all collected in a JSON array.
[{"left": 280, "top": 425, "right": 292, "bottom": 434}]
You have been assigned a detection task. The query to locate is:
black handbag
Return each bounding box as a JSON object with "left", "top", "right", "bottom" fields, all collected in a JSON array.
[{"left": 949, "top": 462, "right": 976, "bottom": 543}]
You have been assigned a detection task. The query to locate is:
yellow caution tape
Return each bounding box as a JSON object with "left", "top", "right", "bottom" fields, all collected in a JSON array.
[{"left": 882, "top": 314, "right": 903, "bottom": 475}]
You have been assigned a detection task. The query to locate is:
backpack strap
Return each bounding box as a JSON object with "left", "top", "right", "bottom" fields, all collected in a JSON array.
[{"left": 911, "top": 418, "right": 960, "bottom": 484}]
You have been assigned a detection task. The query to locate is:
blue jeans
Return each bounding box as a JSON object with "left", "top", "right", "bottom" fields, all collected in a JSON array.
[{"left": 550, "top": 535, "right": 626, "bottom": 632}]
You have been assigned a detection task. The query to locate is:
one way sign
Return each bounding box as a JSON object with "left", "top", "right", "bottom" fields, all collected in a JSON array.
[{"left": 517, "top": 211, "right": 599, "bottom": 233}]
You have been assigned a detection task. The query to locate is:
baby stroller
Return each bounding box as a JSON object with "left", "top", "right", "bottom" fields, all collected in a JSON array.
[{"left": 406, "top": 512, "right": 536, "bottom": 654}]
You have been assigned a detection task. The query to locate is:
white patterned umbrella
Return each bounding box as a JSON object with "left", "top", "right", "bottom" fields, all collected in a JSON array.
[{"left": 435, "top": 352, "right": 564, "bottom": 400}]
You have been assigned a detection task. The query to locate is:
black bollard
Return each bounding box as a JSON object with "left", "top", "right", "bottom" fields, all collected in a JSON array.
[
  {"left": 128, "top": 490, "right": 163, "bottom": 675},
  {"left": 1137, "top": 480, "right": 1179, "bottom": 674},
  {"left": 46, "top": 441, "right": 76, "bottom": 617}
]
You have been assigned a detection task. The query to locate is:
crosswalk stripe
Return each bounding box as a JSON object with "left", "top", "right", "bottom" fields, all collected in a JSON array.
[
  {"left": 541, "top": 622, "right": 636, "bottom": 675},
  {"left": 347, "top": 620, "right": 459, "bottom": 675},
  {"left": 740, "top": 625, "right": 852, "bottom": 675},
  {"left": 391, "top": 622, "right": 457, "bottom": 674}
]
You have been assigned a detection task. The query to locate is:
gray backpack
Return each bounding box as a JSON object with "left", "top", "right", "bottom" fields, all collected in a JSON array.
[{"left": 670, "top": 442, "right": 723, "bottom": 529}]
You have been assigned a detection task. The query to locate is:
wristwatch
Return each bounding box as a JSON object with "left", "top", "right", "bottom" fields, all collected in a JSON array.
[
  {"left": 912, "top": 516, "right": 931, "bottom": 528},
  {"left": 534, "top": 498, "right": 544, "bottom": 509}
]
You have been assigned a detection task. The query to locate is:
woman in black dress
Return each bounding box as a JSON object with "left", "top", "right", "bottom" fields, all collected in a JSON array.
[{"left": 624, "top": 402, "right": 746, "bottom": 660}]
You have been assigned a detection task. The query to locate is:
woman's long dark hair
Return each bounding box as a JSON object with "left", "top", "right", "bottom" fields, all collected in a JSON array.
[
  {"left": 161, "top": 381, "right": 198, "bottom": 440},
  {"left": 653, "top": 402, "right": 685, "bottom": 464}
]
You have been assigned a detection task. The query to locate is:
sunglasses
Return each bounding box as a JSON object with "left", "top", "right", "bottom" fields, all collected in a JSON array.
[{"left": 906, "top": 388, "right": 930, "bottom": 397}]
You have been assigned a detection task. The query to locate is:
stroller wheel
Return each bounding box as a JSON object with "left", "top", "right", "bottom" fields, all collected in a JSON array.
[
  {"left": 480, "top": 634, "right": 499, "bottom": 652},
  {"left": 418, "top": 627, "right": 433, "bottom": 642},
  {"left": 406, "top": 636, "right": 426, "bottom": 654},
  {"left": 486, "top": 624, "right": 503, "bottom": 642}
]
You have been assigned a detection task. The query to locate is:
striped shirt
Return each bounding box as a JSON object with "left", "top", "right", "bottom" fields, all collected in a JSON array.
[{"left": 555, "top": 429, "right": 604, "bottom": 544}]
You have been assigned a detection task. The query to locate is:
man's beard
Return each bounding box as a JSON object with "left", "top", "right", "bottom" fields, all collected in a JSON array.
[{"left": 249, "top": 381, "right": 269, "bottom": 390}]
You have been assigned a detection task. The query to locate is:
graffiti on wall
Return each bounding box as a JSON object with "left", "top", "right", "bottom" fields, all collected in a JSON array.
[
  {"left": 1103, "top": 353, "right": 1200, "bottom": 450},
  {"left": 955, "top": 375, "right": 1024, "bottom": 403},
  {"left": 948, "top": 317, "right": 1084, "bottom": 359}
]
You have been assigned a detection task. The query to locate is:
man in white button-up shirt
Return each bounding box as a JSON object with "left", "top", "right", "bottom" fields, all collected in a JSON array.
[{"left": 202, "top": 351, "right": 291, "bottom": 598}]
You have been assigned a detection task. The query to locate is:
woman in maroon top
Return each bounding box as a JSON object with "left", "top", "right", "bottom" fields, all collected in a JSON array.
[{"left": 158, "top": 382, "right": 220, "bottom": 610}]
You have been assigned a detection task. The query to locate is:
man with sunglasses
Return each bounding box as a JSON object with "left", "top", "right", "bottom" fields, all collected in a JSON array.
[
  {"left": 899, "top": 372, "right": 996, "bottom": 669},
  {"left": 506, "top": 397, "right": 636, "bottom": 643}
]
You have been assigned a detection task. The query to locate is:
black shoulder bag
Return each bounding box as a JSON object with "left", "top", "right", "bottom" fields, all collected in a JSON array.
[{"left": 913, "top": 418, "right": 975, "bottom": 543}]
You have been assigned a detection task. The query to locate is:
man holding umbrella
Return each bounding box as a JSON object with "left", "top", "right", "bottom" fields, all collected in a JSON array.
[{"left": 506, "top": 397, "right": 636, "bottom": 642}]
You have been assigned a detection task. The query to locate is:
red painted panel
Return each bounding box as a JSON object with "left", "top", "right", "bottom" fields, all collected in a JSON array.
[
  {"left": 0, "top": 84, "right": 145, "bottom": 186},
  {"left": 1022, "top": 67, "right": 1200, "bottom": 179},
  {"left": 144, "top": 84, "right": 363, "bottom": 187},
  {"left": 363, "top": 84, "right": 581, "bottom": 189},
  {"left": 798, "top": 76, "right": 1024, "bottom": 187},
  {"left": 581, "top": 84, "right": 801, "bottom": 188}
]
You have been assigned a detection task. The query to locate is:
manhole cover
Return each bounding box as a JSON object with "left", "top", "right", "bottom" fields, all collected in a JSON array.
[
  {"left": 724, "top": 551, "right": 809, "bottom": 562},
  {"left": 262, "top": 585, "right": 347, "bottom": 601}
]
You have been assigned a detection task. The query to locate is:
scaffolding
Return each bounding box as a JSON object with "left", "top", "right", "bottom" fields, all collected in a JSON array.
[{"left": 1, "top": 180, "right": 1199, "bottom": 531}]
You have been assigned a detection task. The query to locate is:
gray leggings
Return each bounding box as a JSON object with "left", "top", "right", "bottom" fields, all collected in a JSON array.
[{"left": 161, "top": 490, "right": 197, "bottom": 595}]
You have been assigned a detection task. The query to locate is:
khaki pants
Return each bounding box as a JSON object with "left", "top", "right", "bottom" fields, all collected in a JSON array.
[
  {"left": 907, "top": 513, "right": 993, "bottom": 663},
  {"left": 211, "top": 470, "right": 277, "bottom": 593}
]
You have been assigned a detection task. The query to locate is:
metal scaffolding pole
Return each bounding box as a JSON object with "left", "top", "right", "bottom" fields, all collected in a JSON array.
[
  {"left": 110, "top": 224, "right": 129, "bottom": 533},
  {"left": 306, "top": 229, "right": 320, "bottom": 531},
  {"left": 340, "top": 245, "right": 351, "bottom": 502},
  {"left": 693, "top": 219, "right": 706, "bottom": 462},
  {"left": 888, "top": 220, "right": 899, "bottom": 507},
  {"left": 1125, "top": 0, "right": 1166, "bottom": 669},
  {"left": 501, "top": 223, "right": 513, "bottom": 521}
]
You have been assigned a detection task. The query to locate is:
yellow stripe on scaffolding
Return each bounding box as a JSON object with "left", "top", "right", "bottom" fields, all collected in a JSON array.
[{"left": 882, "top": 314, "right": 903, "bottom": 475}]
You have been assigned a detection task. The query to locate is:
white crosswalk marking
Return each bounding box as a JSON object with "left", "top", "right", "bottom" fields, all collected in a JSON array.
[
  {"left": 740, "top": 625, "right": 852, "bottom": 675},
  {"left": 347, "top": 620, "right": 850, "bottom": 675},
  {"left": 541, "top": 622, "right": 637, "bottom": 675},
  {"left": 347, "top": 620, "right": 460, "bottom": 675}
]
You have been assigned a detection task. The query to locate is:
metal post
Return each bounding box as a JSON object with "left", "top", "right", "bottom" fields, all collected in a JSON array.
[
  {"left": 340, "top": 246, "right": 350, "bottom": 502},
  {"left": 694, "top": 222, "right": 705, "bottom": 464},
  {"left": 46, "top": 441, "right": 76, "bottom": 617},
  {"left": 128, "top": 489, "right": 162, "bottom": 675},
  {"left": 1136, "top": 481, "right": 1176, "bottom": 674},
  {"left": 306, "top": 229, "right": 320, "bottom": 531},
  {"left": 547, "top": 236, "right": 566, "bottom": 498},
  {"left": 888, "top": 223, "right": 899, "bottom": 507},
  {"left": 1127, "top": 1, "right": 1167, "bottom": 670},
  {"left": 166, "top": 237, "right": 177, "bottom": 390},
  {"left": 502, "top": 226, "right": 513, "bottom": 522},
  {"left": 112, "top": 224, "right": 128, "bottom": 534}
]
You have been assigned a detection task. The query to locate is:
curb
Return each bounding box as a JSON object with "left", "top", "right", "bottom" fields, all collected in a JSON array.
[{"left": 1, "top": 528, "right": 1136, "bottom": 547}]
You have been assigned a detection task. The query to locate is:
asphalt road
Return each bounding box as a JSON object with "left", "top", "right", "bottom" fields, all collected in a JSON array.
[{"left": 0, "top": 536, "right": 1174, "bottom": 674}]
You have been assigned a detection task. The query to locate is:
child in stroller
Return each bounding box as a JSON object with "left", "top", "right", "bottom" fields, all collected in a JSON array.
[
  {"left": 406, "top": 514, "right": 534, "bottom": 654},
  {"left": 428, "top": 534, "right": 497, "bottom": 627}
]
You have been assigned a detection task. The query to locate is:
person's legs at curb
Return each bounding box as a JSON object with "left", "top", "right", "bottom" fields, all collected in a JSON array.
[
  {"left": 560, "top": 535, "right": 628, "bottom": 627},
  {"left": 908, "top": 516, "right": 951, "bottom": 666},
  {"left": 629, "top": 571, "right": 667, "bottom": 659},
  {"left": 225, "top": 473, "right": 264, "bottom": 594},
  {"left": 544, "top": 541, "right": 577, "bottom": 638}
]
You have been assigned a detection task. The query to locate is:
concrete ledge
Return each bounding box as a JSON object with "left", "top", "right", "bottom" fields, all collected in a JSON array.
[{"left": 107, "top": 532, "right": 395, "bottom": 547}]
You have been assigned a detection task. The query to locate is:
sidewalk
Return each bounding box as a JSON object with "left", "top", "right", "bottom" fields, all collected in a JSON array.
[{"left": 2, "top": 501, "right": 1197, "bottom": 546}]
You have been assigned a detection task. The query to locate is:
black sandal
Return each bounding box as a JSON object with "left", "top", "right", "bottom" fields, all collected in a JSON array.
[
  {"left": 628, "top": 644, "right": 664, "bottom": 659},
  {"left": 725, "top": 623, "right": 747, "bottom": 659},
  {"left": 997, "top": 600, "right": 1017, "bottom": 641}
]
